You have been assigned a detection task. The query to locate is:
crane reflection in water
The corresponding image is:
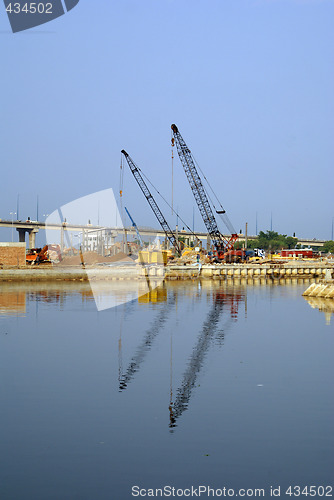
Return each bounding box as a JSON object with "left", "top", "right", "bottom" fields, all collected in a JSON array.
[
  {"left": 117, "top": 283, "right": 245, "bottom": 431},
  {"left": 118, "top": 286, "right": 176, "bottom": 391},
  {"left": 168, "top": 288, "right": 244, "bottom": 431}
]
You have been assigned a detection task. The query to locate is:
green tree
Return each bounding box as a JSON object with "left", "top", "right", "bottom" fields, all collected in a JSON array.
[
  {"left": 323, "top": 240, "right": 334, "bottom": 253},
  {"left": 286, "top": 236, "right": 298, "bottom": 249},
  {"left": 254, "top": 230, "right": 297, "bottom": 251}
]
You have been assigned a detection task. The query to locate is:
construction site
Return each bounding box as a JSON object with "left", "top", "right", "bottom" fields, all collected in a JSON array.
[{"left": 0, "top": 124, "right": 333, "bottom": 296}]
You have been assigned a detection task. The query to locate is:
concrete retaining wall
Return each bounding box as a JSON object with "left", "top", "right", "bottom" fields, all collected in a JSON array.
[
  {"left": 165, "top": 263, "right": 334, "bottom": 280},
  {"left": 0, "top": 262, "right": 333, "bottom": 282}
]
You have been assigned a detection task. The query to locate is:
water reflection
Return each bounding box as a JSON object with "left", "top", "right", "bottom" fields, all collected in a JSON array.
[
  {"left": 0, "top": 288, "right": 26, "bottom": 316},
  {"left": 0, "top": 277, "right": 316, "bottom": 316},
  {"left": 169, "top": 289, "right": 245, "bottom": 431},
  {"left": 0, "top": 282, "right": 244, "bottom": 431},
  {"left": 2, "top": 280, "right": 329, "bottom": 435},
  {"left": 0, "top": 283, "right": 94, "bottom": 315},
  {"left": 108, "top": 281, "right": 245, "bottom": 430},
  {"left": 303, "top": 296, "right": 334, "bottom": 325},
  {"left": 0, "top": 280, "right": 332, "bottom": 498},
  {"left": 88, "top": 276, "right": 165, "bottom": 311},
  {"left": 119, "top": 290, "right": 175, "bottom": 391}
]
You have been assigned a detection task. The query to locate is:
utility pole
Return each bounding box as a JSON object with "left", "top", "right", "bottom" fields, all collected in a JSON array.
[{"left": 245, "top": 222, "right": 248, "bottom": 250}]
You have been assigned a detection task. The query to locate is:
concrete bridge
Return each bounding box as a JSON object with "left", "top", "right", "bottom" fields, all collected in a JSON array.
[{"left": 0, "top": 219, "right": 327, "bottom": 250}]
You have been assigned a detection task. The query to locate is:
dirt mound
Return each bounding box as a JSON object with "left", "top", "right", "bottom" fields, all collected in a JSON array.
[
  {"left": 106, "top": 252, "right": 133, "bottom": 262},
  {"left": 57, "top": 251, "right": 133, "bottom": 266}
]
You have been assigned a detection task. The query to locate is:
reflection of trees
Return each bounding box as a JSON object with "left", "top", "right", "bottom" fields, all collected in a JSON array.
[{"left": 169, "top": 289, "right": 245, "bottom": 431}]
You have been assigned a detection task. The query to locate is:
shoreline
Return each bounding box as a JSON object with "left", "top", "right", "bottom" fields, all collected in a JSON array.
[{"left": 0, "top": 262, "right": 333, "bottom": 282}]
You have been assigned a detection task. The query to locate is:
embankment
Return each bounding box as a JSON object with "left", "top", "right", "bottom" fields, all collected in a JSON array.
[{"left": 0, "top": 261, "right": 333, "bottom": 282}]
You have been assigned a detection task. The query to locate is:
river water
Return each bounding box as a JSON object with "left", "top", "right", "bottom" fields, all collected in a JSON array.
[{"left": 0, "top": 281, "right": 333, "bottom": 499}]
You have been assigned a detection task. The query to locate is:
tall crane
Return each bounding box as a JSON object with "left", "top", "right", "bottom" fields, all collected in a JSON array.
[
  {"left": 171, "top": 124, "right": 238, "bottom": 257},
  {"left": 121, "top": 150, "right": 182, "bottom": 256}
]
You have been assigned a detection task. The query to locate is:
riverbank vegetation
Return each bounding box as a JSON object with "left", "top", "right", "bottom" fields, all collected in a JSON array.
[{"left": 236, "top": 231, "right": 297, "bottom": 251}]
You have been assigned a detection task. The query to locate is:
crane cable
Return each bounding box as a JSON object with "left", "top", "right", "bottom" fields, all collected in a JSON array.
[
  {"left": 171, "top": 132, "right": 174, "bottom": 216},
  {"left": 190, "top": 151, "right": 236, "bottom": 235},
  {"left": 119, "top": 154, "right": 128, "bottom": 250},
  {"left": 135, "top": 163, "right": 201, "bottom": 243},
  {"left": 120, "top": 153, "right": 124, "bottom": 201}
]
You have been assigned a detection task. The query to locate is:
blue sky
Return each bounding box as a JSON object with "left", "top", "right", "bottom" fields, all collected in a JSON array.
[{"left": 0, "top": 0, "right": 333, "bottom": 244}]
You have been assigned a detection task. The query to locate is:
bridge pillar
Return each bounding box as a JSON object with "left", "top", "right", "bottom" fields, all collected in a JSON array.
[
  {"left": 28, "top": 229, "right": 38, "bottom": 249},
  {"left": 17, "top": 228, "right": 26, "bottom": 243},
  {"left": 16, "top": 227, "right": 39, "bottom": 249}
]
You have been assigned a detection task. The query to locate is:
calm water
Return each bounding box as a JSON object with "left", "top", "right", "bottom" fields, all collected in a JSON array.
[{"left": 0, "top": 281, "right": 333, "bottom": 499}]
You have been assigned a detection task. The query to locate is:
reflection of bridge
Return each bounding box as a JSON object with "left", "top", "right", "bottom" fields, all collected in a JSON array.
[{"left": 0, "top": 219, "right": 326, "bottom": 249}]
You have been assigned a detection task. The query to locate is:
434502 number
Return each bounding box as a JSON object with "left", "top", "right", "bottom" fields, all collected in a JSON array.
[
  {"left": 6, "top": 3, "right": 53, "bottom": 14},
  {"left": 286, "top": 486, "right": 333, "bottom": 497}
]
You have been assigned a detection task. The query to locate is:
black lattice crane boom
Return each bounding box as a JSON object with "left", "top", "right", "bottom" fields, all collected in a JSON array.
[
  {"left": 171, "top": 124, "right": 238, "bottom": 253},
  {"left": 121, "top": 150, "right": 182, "bottom": 256}
]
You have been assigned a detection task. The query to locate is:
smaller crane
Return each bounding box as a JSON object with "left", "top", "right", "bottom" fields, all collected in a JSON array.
[
  {"left": 124, "top": 206, "right": 144, "bottom": 248},
  {"left": 121, "top": 150, "right": 182, "bottom": 256}
]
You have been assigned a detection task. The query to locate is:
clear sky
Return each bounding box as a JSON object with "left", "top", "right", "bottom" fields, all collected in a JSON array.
[{"left": 1, "top": 0, "right": 333, "bottom": 244}]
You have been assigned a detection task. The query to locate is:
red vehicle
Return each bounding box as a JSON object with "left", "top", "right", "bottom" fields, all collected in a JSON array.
[
  {"left": 280, "top": 248, "right": 313, "bottom": 258},
  {"left": 220, "top": 249, "right": 246, "bottom": 263}
]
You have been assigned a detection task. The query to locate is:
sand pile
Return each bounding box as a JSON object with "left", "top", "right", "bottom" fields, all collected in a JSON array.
[{"left": 57, "top": 251, "right": 133, "bottom": 266}]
